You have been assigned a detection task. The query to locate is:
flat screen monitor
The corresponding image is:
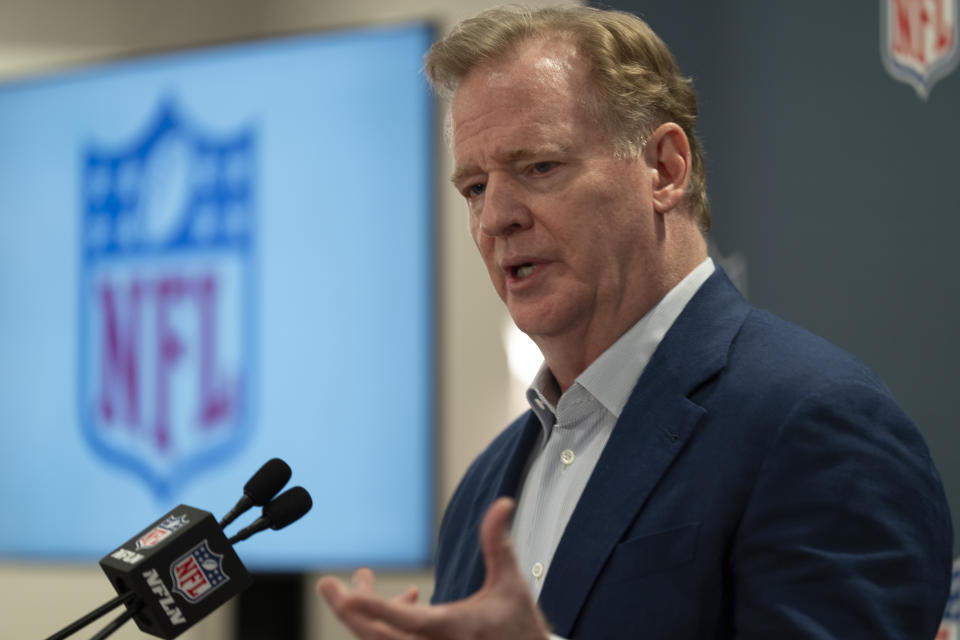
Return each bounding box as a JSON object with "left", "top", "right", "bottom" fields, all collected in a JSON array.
[{"left": 0, "top": 22, "right": 434, "bottom": 570}]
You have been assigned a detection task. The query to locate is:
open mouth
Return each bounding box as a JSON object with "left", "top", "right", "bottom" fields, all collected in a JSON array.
[{"left": 512, "top": 263, "right": 535, "bottom": 279}]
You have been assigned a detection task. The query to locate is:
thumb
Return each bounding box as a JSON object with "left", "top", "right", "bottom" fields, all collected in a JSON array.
[{"left": 479, "top": 497, "right": 520, "bottom": 590}]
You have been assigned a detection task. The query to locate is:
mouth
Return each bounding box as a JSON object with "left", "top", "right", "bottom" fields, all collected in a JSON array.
[{"left": 512, "top": 263, "right": 535, "bottom": 279}]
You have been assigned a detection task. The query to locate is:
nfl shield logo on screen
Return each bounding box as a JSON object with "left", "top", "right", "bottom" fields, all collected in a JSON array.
[
  {"left": 170, "top": 539, "right": 230, "bottom": 603},
  {"left": 882, "top": 0, "right": 960, "bottom": 99},
  {"left": 78, "top": 100, "right": 257, "bottom": 498}
]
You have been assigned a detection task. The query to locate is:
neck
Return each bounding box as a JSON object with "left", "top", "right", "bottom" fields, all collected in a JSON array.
[
  {"left": 535, "top": 304, "right": 656, "bottom": 393},
  {"left": 537, "top": 236, "right": 707, "bottom": 393}
]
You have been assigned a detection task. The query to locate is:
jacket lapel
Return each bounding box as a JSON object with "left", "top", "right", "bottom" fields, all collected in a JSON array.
[
  {"left": 537, "top": 270, "right": 751, "bottom": 636},
  {"left": 460, "top": 411, "right": 541, "bottom": 598},
  {"left": 496, "top": 413, "right": 542, "bottom": 499}
]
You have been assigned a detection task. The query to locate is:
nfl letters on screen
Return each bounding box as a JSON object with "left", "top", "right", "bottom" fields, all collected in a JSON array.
[{"left": 79, "top": 99, "right": 257, "bottom": 499}]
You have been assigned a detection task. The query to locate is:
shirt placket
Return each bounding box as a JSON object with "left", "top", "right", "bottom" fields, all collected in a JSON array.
[{"left": 523, "top": 390, "right": 592, "bottom": 593}]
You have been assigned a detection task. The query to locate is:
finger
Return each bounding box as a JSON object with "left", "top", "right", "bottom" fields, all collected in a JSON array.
[
  {"left": 349, "top": 569, "right": 417, "bottom": 604},
  {"left": 317, "top": 576, "right": 349, "bottom": 609},
  {"left": 347, "top": 595, "right": 444, "bottom": 636},
  {"left": 479, "top": 497, "right": 520, "bottom": 589},
  {"left": 352, "top": 567, "right": 377, "bottom": 594},
  {"left": 338, "top": 606, "right": 422, "bottom": 640},
  {"left": 339, "top": 611, "right": 423, "bottom": 640},
  {"left": 318, "top": 577, "right": 420, "bottom": 640},
  {"left": 356, "top": 620, "right": 422, "bottom": 640},
  {"left": 391, "top": 584, "right": 419, "bottom": 604}
]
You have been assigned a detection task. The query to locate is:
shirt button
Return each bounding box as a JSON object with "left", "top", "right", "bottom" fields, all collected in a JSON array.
[
  {"left": 560, "top": 449, "right": 575, "bottom": 466},
  {"left": 531, "top": 562, "right": 544, "bottom": 579}
]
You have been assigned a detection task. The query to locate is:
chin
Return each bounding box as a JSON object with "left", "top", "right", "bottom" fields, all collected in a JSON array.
[
  {"left": 508, "top": 310, "right": 564, "bottom": 341},
  {"left": 506, "top": 311, "right": 538, "bottom": 336}
]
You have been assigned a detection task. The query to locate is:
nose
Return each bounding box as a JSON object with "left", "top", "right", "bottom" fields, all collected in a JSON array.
[{"left": 478, "top": 174, "right": 533, "bottom": 237}]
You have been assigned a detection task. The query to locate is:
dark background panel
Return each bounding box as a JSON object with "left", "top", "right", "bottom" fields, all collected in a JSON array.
[{"left": 594, "top": 0, "right": 959, "bottom": 551}]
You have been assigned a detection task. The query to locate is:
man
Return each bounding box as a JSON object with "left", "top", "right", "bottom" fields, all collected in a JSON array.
[{"left": 319, "top": 6, "right": 953, "bottom": 638}]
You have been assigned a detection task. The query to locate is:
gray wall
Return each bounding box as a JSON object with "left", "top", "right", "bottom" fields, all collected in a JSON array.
[{"left": 597, "top": 0, "right": 959, "bottom": 551}]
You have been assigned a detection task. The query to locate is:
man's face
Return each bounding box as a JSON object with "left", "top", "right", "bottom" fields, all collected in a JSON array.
[{"left": 451, "top": 38, "right": 664, "bottom": 348}]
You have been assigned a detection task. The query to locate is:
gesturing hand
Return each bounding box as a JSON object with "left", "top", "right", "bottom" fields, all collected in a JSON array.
[{"left": 317, "top": 497, "right": 551, "bottom": 640}]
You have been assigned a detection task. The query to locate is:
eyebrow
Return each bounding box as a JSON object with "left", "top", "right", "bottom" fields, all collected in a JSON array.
[{"left": 450, "top": 143, "right": 572, "bottom": 186}]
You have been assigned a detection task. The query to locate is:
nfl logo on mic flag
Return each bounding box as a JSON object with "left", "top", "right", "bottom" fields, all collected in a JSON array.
[
  {"left": 78, "top": 99, "right": 257, "bottom": 498},
  {"left": 137, "top": 514, "right": 189, "bottom": 550},
  {"left": 881, "top": 0, "right": 960, "bottom": 99},
  {"left": 170, "top": 540, "right": 229, "bottom": 603}
]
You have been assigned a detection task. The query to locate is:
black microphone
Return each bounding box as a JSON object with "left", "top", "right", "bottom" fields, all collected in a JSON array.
[
  {"left": 46, "top": 461, "right": 310, "bottom": 640},
  {"left": 219, "top": 457, "right": 291, "bottom": 528},
  {"left": 228, "top": 486, "right": 313, "bottom": 544}
]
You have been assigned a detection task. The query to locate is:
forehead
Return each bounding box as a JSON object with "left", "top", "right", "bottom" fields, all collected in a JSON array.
[{"left": 450, "top": 38, "right": 597, "bottom": 162}]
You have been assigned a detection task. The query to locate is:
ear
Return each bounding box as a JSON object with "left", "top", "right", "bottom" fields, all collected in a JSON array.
[{"left": 644, "top": 122, "right": 692, "bottom": 214}]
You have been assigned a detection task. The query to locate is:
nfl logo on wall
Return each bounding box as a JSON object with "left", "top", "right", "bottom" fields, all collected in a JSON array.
[
  {"left": 171, "top": 539, "right": 230, "bottom": 603},
  {"left": 79, "top": 99, "right": 257, "bottom": 498},
  {"left": 882, "top": 0, "right": 960, "bottom": 99}
]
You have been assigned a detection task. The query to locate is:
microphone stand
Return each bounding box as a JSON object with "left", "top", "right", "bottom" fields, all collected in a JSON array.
[
  {"left": 44, "top": 591, "right": 135, "bottom": 640},
  {"left": 89, "top": 602, "right": 142, "bottom": 640}
]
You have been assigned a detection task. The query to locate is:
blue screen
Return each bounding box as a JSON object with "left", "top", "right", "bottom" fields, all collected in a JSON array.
[{"left": 0, "top": 24, "right": 434, "bottom": 570}]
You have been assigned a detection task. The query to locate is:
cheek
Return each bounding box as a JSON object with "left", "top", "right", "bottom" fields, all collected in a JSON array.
[
  {"left": 470, "top": 230, "right": 499, "bottom": 273},
  {"left": 469, "top": 217, "right": 486, "bottom": 253},
  {"left": 470, "top": 235, "right": 507, "bottom": 298},
  {"left": 468, "top": 211, "right": 488, "bottom": 249},
  {"left": 468, "top": 213, "right": 480, "bottom": 241}
]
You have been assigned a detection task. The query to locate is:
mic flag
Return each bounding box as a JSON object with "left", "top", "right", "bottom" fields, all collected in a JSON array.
[{"left": 99, "top": 505, "right": 252, "bottom": 639}]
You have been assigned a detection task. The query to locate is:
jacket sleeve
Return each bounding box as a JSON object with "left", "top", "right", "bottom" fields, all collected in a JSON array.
[{"left": 729, "top": 379, "right": 953, "bottom": 639}]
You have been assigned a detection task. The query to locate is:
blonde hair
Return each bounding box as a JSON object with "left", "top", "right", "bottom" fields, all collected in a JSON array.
[{"left": 425, "top": 5, "right": 710, "bottom": 232}]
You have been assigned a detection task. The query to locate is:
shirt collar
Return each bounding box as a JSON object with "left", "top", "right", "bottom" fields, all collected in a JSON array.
[{"left": 527, "top": 257, "right": 715, "bottom": 423}]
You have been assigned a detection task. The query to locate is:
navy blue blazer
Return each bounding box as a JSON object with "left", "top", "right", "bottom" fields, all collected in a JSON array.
[{"left": 432, "top": 269, "right": 953, "bottom": 639}]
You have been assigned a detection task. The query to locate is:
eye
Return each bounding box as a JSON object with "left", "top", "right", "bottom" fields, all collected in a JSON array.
[
  {"left": 530, "top": 161, "right": 556, "bottom": 175},
  {"left": 465, "top": 182, "right": 486, "bottom": 198}
]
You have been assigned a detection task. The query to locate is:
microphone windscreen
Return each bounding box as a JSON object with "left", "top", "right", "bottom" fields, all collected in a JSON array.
[
  {"left": 243, "top": 458, "right": 291, "bottom": 505},
  {"left": 264, "top": 486, "right": 312, "bottom": 530}
]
